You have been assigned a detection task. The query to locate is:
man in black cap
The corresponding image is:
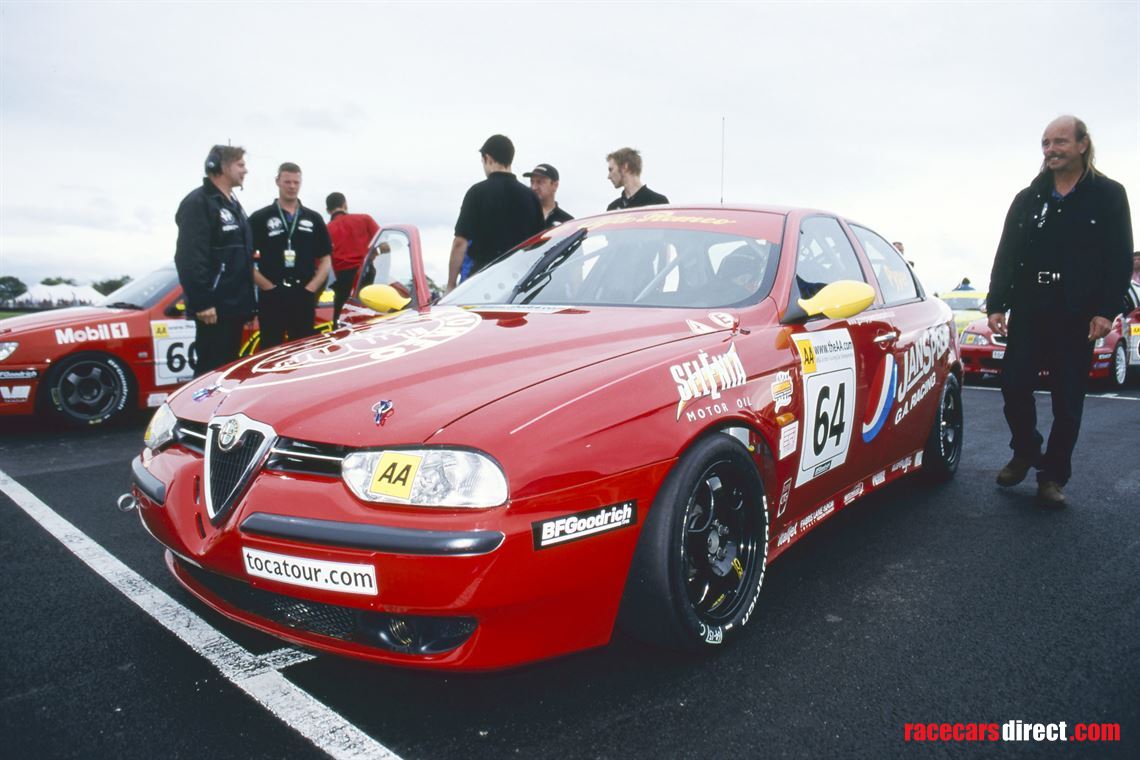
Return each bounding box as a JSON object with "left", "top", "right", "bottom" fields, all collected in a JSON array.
[
  {"left": 606, "top": 147, "right": 669, "bottom": 211},
  {"left": 447, "top": 134, "right": 544, "bottom": 291},
  {"left": 523, "top": 163, "right": 573, "bottom": 228},
  {"left": 174, "top": 144, "right": 255, "bottom": 376}
]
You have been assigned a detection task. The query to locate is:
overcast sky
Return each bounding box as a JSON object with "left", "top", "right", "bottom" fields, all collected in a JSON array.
[{"left": 1, "top": 1, "right": 1137, "bottom": 294}]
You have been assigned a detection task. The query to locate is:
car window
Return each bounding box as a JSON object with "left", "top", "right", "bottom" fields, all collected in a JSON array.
[
  {"left": 354, "top": 229, "right": 417, "bottom": 306},
  {"left": 793, "top": 216, "right": 866, "bottom": 301},
  {"left": 99, "top": 266, "right": 179, "bottom": 309},
  {"left": 442, "top": 226, "right": 781, "bottom": 309},
  {"left": 851, "top": 225, "right": 919, "bottom": 304}
]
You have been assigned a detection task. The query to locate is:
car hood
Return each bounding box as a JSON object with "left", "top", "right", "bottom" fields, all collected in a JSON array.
[
  {"left": 0, "top": 306, "right": 131, "bottom": 335},
  {"left": 179, "top": 304, "right": 747, "bottom": 445}
]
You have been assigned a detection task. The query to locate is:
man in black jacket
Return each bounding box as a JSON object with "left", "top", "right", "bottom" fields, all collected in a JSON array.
[
  {"left": 987, "top": 116, "right": 1133, "bottom": 507},
  {"left": 174, "top": 145, "right": 256, "bottom": 376},
  {"left": 606, "top": 147, "right": 669, "bottom": 211}
]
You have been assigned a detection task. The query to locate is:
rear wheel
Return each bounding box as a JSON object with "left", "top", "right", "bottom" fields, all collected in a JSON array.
[
  {"left": 42, "top": 352, "right": 133, "bottom": 426},
  {"left": 922, "top": 374, "right": 963, "bottom": 481},
  {"left": 1107, "top": 341, "right": 1127, "bottom": 389},
  {"left": 619, "top": 434, "right": 768, "bottom": 651}
]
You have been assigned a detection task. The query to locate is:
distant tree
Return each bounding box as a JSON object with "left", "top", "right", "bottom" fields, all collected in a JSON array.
[
  {"left": 0, "top": 276, "right": 27, "bottom": 302},
  {"left": 92, "top": 275, "right": 132, "bottom": 295},
  {"left": 41, "top": 276, "right": 78, "bottom": 286}
]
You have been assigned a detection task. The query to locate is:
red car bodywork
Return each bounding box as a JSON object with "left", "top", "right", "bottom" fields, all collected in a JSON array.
[
  {"left": 0, "top": 265, "right": 333, "bottom": 424},
  {"left": 959, "top": 295, "right": 1136, "bottom": 388},
  {"left": 132, "top": 207, "right": 961, "bottom": 670}
]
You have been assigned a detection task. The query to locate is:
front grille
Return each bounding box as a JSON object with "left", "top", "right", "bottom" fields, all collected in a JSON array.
[
  {"left": 204, "top": 415, "right": 277, "bottom": 522},
  {"left": 174, "top": 420, "right": 207, "bottom": 454},
  {"left": 209, "top": 431, "right": 265, "bottom": 517},
  {"left": 179, "top": 559, "right": 357, "bottom": 640},
  {"left": 991, "top": 333, "right": 1007, "bottom": 346},
  {"left": 266, "top": 438, "right": 348, "bottom": 477}
]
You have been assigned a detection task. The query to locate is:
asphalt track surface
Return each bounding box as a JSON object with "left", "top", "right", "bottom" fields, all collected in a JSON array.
[{"left": 1, "top": 383, "right": 1137, "bottom": 760}]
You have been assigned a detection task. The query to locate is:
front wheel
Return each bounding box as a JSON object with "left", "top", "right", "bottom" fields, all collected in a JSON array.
[
  {"left": 42, "top": 352, "right": 133, "bottom": 426},
  {"left": 1106, "top": 341, "right": 1127, "bottom": 389},
  {"left": 619, "top": 434, "right": 768, "bottom": 651},
  {"left": 922, "top": 373, "right": 963, "bottom": 482}
]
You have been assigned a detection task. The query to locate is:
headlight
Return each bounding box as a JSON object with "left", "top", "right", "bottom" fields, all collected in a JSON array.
[
  {"left": 342, "top": 449, "right": 508, "bottom": 508},
  {"left": 0, "top": 342, "right": 18, "bottom": 361},
  {"left": 144, "top": 403, "right": 178, "bottom": 451},
  {"left": 964, "top": 332, "right": 989, "bottom": 346}
]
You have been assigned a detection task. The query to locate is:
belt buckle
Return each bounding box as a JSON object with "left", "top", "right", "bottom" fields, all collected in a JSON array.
[{"left": 1036, "top": 271, "right": 1056, "bottom": 285}]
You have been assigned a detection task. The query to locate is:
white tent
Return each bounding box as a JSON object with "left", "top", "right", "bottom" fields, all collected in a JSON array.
[{"left": 14, "top": 284, "right": 104, "bottom": 306}]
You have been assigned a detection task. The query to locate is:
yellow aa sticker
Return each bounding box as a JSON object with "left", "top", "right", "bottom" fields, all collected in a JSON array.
[
  {"left": 795, "top": 339, "right": 817, "bottom": 374},
  {"left": 1131, "top": 325, "right": 1140, "bottom": 336},
  {"left": 367, "top": 452, "right": 422, "bottom": 500},
  {"left": 152, "top": 322, "right": 170, "bottom": 339}
]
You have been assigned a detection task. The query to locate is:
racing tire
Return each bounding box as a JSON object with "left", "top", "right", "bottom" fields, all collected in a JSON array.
[
  {"left": 921, "top": 374, "right": 963, "bottom": 482},
  {"left": 618, "top": 433, "right": 768, "bottom": 651},
  {"left": 41, "top": 352, "right": 134, "bottom": 426},
  {"left": 1105, "top": 341, "right": 1127, "bottom": 389}
]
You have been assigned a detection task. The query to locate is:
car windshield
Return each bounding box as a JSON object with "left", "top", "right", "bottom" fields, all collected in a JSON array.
[
  {"left": 440, "top": 226, "right": 781, "bottom": 308},
  {"left": 943, "top": 295, "right": 986, "bottom": 311},
  {"left": 98, "top": 267, "right": 178, "bottom": 309}
]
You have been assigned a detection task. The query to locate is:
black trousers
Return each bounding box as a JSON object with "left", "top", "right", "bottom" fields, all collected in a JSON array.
[
  {"left": 1000, "top": 302, "right": 1094, "bottom": 485},
  {"left": 193, "top": 315, "right": 245, "bottom": 377},
  {"left": 331, "top": 268, "right": 357, "bottom": 324},
  {"left": 258, "top": 286, "right": 317, "bottom": 351}
]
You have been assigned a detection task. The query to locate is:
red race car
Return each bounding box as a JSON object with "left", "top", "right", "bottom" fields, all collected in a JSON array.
[
  {"left": 960, "top": 282, "right": 1139, "bottom": 389},
  {"left": 131, "top": 208, "right": 963, "bottom": 671},
  {"left": 0, "top": 264, "right": 334, "bottom": 426}
]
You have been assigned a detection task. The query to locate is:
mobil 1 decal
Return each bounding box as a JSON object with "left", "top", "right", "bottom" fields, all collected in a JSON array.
[{"left": 792, "top": 328, "right": 856, "bottom": 487}]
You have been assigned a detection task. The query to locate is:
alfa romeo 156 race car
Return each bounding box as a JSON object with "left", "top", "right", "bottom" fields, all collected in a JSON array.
[
  {"left": 960, "top": 281, "right": 1139, "bottom": 388},
  {"left": 0, "top": 265, "right": 333, "bottom": 425},
  {"left": 131, "top": 207, "right": 963, "bottom": 671}
]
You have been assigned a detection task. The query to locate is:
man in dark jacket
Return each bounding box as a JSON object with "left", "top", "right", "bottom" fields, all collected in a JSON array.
[
  {"left": 606, "top": 147, "right": 669, "bottom": 211},
  {"left": 987, "top": 116, "right": 1133, "bottom": 507},
  {"left": 174, "top": 145, "right": 256, "bottom": 376}
]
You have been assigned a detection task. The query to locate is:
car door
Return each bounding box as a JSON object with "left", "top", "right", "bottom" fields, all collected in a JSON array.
[
  {"left": 781, "top": 214, "right": 893, "bottom": 517},
  {"left": 846, "top": 223, "right": 949, "bottom": 468},
  {"left": 340, "top": 225, "right": 434, "bottom": 325}
]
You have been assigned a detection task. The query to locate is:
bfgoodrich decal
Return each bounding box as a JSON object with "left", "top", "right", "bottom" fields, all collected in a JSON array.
[{"left": 532, "top": 501, "right": 636, "bottom": 549}]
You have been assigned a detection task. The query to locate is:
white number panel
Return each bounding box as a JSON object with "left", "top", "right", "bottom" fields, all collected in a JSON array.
[
  {"left": 151, "top": 320, "right": 198, "bottom": 386},
  {"left": 793, "top": 328, "right": 857, "bottom": 487}
]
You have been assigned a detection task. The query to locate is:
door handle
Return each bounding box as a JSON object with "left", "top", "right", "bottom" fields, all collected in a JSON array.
[{"left": 873, "top": 330, "right": 899, "bottom": 345}]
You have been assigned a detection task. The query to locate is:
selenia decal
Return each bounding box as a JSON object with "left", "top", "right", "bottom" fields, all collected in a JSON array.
[
  {"left": 792, "top": 329, "right": 856, "bottom": 487},
  {"left": 862, "top": 354, "right": 895, "bottom": 442},
  {"left": 151, "top": 320, "right": 198, "bottom": 385},
  {"left": 670, "top": 342, "right": 747, "bottom": 420}
]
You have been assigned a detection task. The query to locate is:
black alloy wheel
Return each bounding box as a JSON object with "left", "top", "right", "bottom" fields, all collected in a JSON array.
[
  {"left": 45, "top": 353, "right": 132, "bottom": 425},
  {"left": 620, "top": 433, "right": 768, "bottom": 651},
  {"left": 923, "top": 373, "right": 963, "bottom": 481}
]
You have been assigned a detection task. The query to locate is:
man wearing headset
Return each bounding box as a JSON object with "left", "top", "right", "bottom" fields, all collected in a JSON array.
[{"left": 174, "top": 145, "right": 256, "bottom": 376}]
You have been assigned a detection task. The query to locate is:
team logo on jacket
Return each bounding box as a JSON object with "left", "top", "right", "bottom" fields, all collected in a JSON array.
[
  {"left": 862, "top": 354, "right": 896, "bottom": 442},
  {"left": 267, "top": 217, "right": 283, "bottom": 231},
  {"left": 532, "top": 501, "right": 637, "bottom": 549},
  {"left": 219, "top": 208, "right": 235, "bottom": 224}
]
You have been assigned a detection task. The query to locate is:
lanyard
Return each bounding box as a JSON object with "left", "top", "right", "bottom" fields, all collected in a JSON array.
[{"left": 276, "top": 201, "right": 301, "bottom": 249}]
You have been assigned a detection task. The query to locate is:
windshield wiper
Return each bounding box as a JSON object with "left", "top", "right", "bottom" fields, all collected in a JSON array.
[
  {"left": 508, "top": 228, "right": 588, "bottom": 302},
  {"left": 103, "top": 301, "right": 143, "bottom": 310}
]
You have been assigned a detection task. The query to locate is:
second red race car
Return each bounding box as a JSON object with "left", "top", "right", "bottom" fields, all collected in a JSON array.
[{"left": 130, "top": 207, "right": 964, "bottom": 671}]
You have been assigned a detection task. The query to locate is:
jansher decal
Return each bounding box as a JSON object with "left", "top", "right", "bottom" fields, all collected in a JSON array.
[
  {"left": 893, "top": 324, "right": 951, "bottom": 425},
  {"left": 222, "top": 308, "right": 481, "bottom": 390},
  {"left": 793, "top": 329, "right": 856, "bottom": 487},
  {"left": 671, "top": 342, "right": 747, "bottom": 420},
  {"left": 532, "top": 501, "right": 636, "bottom": 549},
  {"left": 55, "top": 322, "right": 129, "bottom": 345}
]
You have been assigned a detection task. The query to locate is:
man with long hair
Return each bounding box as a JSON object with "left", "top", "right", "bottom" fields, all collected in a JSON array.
[{"left": 987, "top": 116, "right": 1133, "bottom": 507}]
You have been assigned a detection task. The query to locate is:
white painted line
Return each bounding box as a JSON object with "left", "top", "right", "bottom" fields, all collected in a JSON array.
[
  {"left": 964, "top": 386, "right": 1140, "bottom": 401},
  {"left": 0, "top": 468, "right": 402, "bottom": 760}
]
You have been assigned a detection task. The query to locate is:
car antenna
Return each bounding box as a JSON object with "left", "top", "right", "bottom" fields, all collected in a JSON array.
[{"left": 720, "top": 116, "right": 726, "bottom": 205}]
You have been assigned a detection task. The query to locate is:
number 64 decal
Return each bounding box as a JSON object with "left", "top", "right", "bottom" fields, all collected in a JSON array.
[{"left": 793, "top": 328, "right": 857, "bottom": 487}]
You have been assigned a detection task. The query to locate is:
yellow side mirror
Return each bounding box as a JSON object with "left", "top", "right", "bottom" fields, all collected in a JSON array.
[
  {"left": 798, "top": 280, "right": 875, "bottom": 319},
  {"left": 359, "top": 284, "right": 411, "bottom": 314}
]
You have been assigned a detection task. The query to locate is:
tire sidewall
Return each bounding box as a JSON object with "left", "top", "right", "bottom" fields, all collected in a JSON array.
[
  {"left": 1109, "top": 342, "right": 1126, "bottom": 388},
  {"left": 923, "top": 373, "right": 963, "bottom": 481},
  {"left": 44, "top": 352, "right": 133, "bottom": 426}
]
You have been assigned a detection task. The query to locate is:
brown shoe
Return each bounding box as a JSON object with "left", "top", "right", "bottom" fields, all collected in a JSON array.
[
  {"left": 1037, "top": 480, "right": 1066, "bottom": 508},
  {"left": 996, "top": 455, "right": 1035, "bottom": 487}
]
